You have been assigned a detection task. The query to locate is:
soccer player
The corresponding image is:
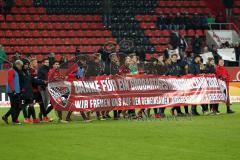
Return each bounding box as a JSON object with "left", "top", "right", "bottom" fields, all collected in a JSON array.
[
  {"left": 2, "top": 60, "right": 23, "bottom": 124},
  {"left": 47, "top": 61, "right": 68, "bottom": 123},
  {"left": 30, "top": 58, "right": 50, "bottom": 122},
  {"left": 189, "top": 55, "right": 202, "bottom": 115},
  {"left": 109, "top": 53, "right": 121, "bottom": 120},
  {"left": 167, "top": 53, "right": 184, "bottom": 116},
  {"left": 21, "top": 58, "right": 46, "bottom": 123},
  {"left": 37, "top": 59, "right": 50, "bottom": 120},
  {"left": 216, "top": 59, "right": 234, "bottom": 114},
  {"left": 66, "top": 56, "right": 91, "bottom": 122},
  {"left": 205, "top": 57, "right": 218, "bottom": 114}
]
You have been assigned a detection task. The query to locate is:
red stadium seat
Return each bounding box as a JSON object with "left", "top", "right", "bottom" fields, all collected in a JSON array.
[
  {"left": 32, "top": 15, "right": 40, "bottom": 22},
  {"left": 24, "top": 15, "right": 32, "bottom": 22},
  {"left": 32, "top": 30, "right": 40, "bottom": 37},
  {"left": 196, "top": 30, "right": 204, "bottom": 36},
  {"left": 0, "top": 15, "right": 4, "bottom": 21},
  {"left": 187, "top": 30, "right": 196, "bottom": 36},
  {"left": 28, "top": 22, "right": 36, "bottom": 29},
  {"left": 6, "top": 30, "right": 13, "bottom": 37},
  {"left": 6, "top": 15, "right": 14, "bottom": 21},
  {"left": 9, "top": 22, "right": 17, "bottom": 29}
]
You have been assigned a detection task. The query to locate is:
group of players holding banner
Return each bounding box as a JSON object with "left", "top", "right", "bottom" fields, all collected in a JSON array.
[{"left": 1, "top": 43, "right": 235, "bottom": 124}]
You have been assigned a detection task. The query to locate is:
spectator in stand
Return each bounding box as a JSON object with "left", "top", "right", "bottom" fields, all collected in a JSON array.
[
  {"left": 179, "top": 13, "right": 186, "bottom": 30},
  {"left": 200, "top": 14, "right": 208, "bottom": 29},
  {"left": 103, "top": 0, "right": 112, "bottom": 27},
  {"left": 207, "top": 14, "right": 215, "bottom": 24},
  {"left": 75, "top": 47, "right": 81, "bottom": 62},
  {"left": 223, "top": 0, "right": 234, "bottom": 22},
  {"left": 12, "top": 51, "right": 21, "bottom": 63},
  {"left": 191, "top": 35, "right": 202, "bottom": 54},
  {"left": 183, "top": 12, "right": 191, "bottom": 29},
  {"left": 157, "top": 13, "right": 168, "bottom": 30},
  {"left": 185, "top": 52, "right": 195, "bottom": 66},
  {"left": 191, "top": 13, "right": 201, "bottom": 29},
  {"left": 170, "top": 31, "right": 180, "bottom": 50},
  {"left": 179, "top": 35, "right": 188, "bottom": 58},
  {"left": 0, "top": 44, "right": 7, "bottom": 70},
  {"left": 173, "top": 13, "right": 180, "bottom": 30},
  {"left": 166, "top": 13, "right": 175, "bottom": 30}
]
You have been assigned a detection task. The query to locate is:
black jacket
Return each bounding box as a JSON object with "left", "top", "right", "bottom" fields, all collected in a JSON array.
[
  {"left": 37, "top": 65, "right": 49, "bottom": 90},
  {"left": 170, "top": 32, "right": 180, "bottom": 49},
  {"left": 191, "top": 37, "right": 202, "bottom": 54},
  {"left": 189, "top": 61, "right": 201, "bottom": 75},
  {"left": 110, "top": 62, "right": 120, "bottom": 75},
  {"left": 223, "top": 0, "right": 234, "bottom": 8},
  {"left": 155, "top": 63, "right": 166, "bottom": 75},
  {"left": 21, "top": 69, "right": 45, "bottom": 100},
  {"left": 167, "top": 62, "right": 182, "bottom": 76},
  {"left": 205, "top": 64, "right": 216, "bottom": 74}
]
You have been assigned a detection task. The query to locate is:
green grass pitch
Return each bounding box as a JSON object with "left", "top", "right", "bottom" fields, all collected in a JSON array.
[{"left": 0, "top": 104, "right": 239, "bottom": 160}]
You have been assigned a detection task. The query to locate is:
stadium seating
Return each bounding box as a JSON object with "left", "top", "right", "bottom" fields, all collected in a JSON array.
[
  {"left": 234, "top": 0, "right": 240, "bottom": 28},
  {"left": 0, "top": 0, "right": 238, "bottom": 61},
  {"left": 0, "top": 0, "right": 117, "bottom": 61}
]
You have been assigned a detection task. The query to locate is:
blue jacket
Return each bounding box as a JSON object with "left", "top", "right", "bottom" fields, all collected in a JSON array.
[{"left": 6, "top": 68, "right": 20, "bottom": 93}]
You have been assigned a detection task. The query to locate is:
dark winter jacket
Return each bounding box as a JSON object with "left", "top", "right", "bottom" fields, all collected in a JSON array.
[
  {"left": 37, "top": 65, "right": 49, "bottom": 90},
  {"left": 167, "top": 62, "right": 182, "bottom": 76},
  {"left": 205, "top": 64, "right": 216, "bottom": 74},
  {"left": 189, "top": 61, "right": 201, "bottom": 75}
]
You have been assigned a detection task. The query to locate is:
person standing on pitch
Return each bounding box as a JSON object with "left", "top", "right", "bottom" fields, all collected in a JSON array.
[
  {"left": 37, "top": 59, "right": 50, "bottom": 120},
  {"left": 30, "top": 58, "right": 50, "bottom": 122},
  {"left": 2, "top": 60, "right": 23, "bottom": 124},
  {"left": 21, "top": 59, "right": 47, "bottom": 123},
  {"left": 109, "top": 53, "right": 121, "bottom": 120},
  {"left": 47, "top": 61, "right": 68, "bottom": 123},
  {"left": 216, "top": 59, "right": 234, "bottom": 114},
  {"left": 205, "top": 57, "right": 218, "bottom": 114},
  {"left": 167, "top": 53, "right": 184, "bottom": 116},
  {"left": 189, "top": 55, "right": 202, "bottom": 115}
]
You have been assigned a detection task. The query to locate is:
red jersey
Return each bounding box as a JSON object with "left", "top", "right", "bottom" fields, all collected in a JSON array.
[
  {"left": 216, "top": 65, "right": 230, "bottom": 82},
  {"left": 30, "top": 68, "right": 39, "bottom": 92},
  {"left": 48, "top": 68, "right": 65, "bottom": 82}
]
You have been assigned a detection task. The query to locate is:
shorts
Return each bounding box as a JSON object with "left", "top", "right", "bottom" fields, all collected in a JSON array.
[{"left": 33, "top": 92, "right": 43, "bottom": 103}]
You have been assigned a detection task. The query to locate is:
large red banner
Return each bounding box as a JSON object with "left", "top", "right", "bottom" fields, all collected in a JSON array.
[{"left": 48, "top": 74, "right": 227, "bottom": 112}]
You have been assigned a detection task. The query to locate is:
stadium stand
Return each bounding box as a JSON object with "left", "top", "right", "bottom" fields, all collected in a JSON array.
[{"left": 0, "top": 0, "right": 239, "bottom": 62}]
